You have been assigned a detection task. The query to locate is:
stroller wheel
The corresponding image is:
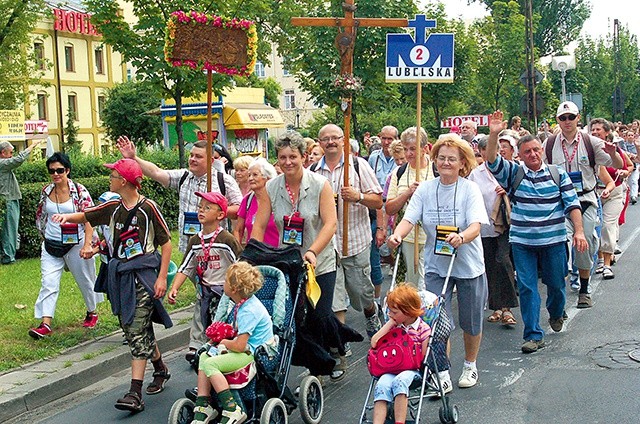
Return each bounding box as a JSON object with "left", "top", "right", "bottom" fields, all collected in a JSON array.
[
  {"left": 299, "top": 376, "right": 324, "bottom": 424},
  {"left": 438, "top": 397, "right": 459, "bottom": 424},
  {"left": 260, "top": 397, "right": 288, "bottom": 424},
  {"left": 168, "top": 398, "right": 195, "bottom": 424}
]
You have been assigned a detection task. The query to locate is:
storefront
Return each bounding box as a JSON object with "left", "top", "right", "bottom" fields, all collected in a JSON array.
[{"left": 160, "top": 87, "right": 284, "bottom": 158}]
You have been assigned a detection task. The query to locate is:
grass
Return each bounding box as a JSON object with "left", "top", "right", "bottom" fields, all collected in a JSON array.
[{"left": 0, "top": 231, "right": 194, "bottom": 373}]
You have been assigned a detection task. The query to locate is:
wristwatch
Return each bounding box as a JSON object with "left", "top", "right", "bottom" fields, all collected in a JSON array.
[{"left": 356, "top": 192, "right": 364, "bottom": 203}]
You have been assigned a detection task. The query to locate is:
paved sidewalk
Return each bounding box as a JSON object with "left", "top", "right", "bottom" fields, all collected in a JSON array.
[{"left": 0, "top": 306, "right": 194, "bottom": 423}]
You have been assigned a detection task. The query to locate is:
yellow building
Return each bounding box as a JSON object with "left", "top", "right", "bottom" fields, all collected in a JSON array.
[{"left": 24, "top": 0, "right": 127, "bottom": 154}]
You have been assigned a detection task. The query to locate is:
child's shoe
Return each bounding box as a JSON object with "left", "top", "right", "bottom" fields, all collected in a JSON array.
[
  {"left": 220, "top": 405, "right": 247, "bottom": 424},
  {"left": 192, "top": 404, "right": 217, "bottom": 424},
  {"left": 28, "top": 322, "right": 52, "bottom": 339}
]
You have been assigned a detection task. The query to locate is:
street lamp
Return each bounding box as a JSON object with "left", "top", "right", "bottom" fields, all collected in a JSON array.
[{"left": 551, "top": 55, "right": 576, "bottom": 102}]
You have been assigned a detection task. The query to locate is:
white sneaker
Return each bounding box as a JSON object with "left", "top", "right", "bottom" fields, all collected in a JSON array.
[
  {"left": 426, "top": 372, "right": 453, "bottom": 397},
  {"left": 192, "top": 404, "right": 217, "bottom": 424},
  {"left": 458, "top": 366, "right": 478, "bottom": 388},
  {"left": 220, "top": 405, "right": 246, "bottom": 424}
]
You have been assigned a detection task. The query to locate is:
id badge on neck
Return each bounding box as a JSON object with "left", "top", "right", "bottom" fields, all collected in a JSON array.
[
  {"left": 568, "top": 171, "right": 583, "bottom": 193},
  {"left": 183, "top": 211, "right": 202, "bottom": 235},
  {"left": 282, "top": 212, "right": 304, "bottom": 246},
  {"left": 434, "top": 225, "right": 459, "bottom": 256},
  {"left": 60, "top": 223, "right": 79, "bottom": 245},
  {"left": 120, "top": 229, "right": 143, "bottom": 260}
]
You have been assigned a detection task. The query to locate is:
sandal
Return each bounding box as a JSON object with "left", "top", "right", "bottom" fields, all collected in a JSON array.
[
  {"left": 146, "top": 369, "right": 171, "bottom": 395},
  {"left": 501, "top": 311, "right": 517, "bottom": 326},
  {"left": 487, "top": 310, "right": 503, "bottom": 323},
  {"left": 114, "top": 391, "right": 145, "bottom": 412}
]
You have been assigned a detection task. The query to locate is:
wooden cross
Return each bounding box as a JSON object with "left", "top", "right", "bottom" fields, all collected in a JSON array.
[{"left": 292, "top": 1, "right": 407, "bottom": 256}]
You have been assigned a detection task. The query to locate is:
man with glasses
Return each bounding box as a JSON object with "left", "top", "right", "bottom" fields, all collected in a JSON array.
[
  {"left": 313, "top": 124, "right": 383, "bottom": 378},
  {"left": 543, "top": 101, "right": 624, "bottom": 309},
  {"left": 0, "top": 139, "right": 42, "bottom": 264}
]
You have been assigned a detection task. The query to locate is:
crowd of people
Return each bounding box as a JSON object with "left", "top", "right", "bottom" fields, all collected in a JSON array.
[{"left": 2, "top": 99, "right": 640, "bottom": 420}]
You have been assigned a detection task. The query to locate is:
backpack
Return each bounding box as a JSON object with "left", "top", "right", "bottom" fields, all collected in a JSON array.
[
  {"left": 544, "top": 132, "right": 596, "bottom": 170},
  {"left": 178, "top": 170, "right": 226, "bottom": 196},
  {"left": 367, "top": 327, "right": 424, "bottom": 377},
  {"left": 511, "top": 164, "right": 561, "bottom": 199},
  {"left": 395, "top": 161, "right": 439, "bottom": 181}
]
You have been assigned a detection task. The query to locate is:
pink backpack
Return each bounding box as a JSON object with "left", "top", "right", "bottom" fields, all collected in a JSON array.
[{"left": 367, "top": 327, "right": 424, "bottom": 377}]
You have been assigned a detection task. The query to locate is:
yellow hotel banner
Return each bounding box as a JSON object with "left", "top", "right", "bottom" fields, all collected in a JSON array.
[{"left": 0, "top": 110, "right": 25, "bottom": 141}]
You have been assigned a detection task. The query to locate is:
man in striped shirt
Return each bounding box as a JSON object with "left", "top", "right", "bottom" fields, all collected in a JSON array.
[
  {"left": 485, "top": 111, "right": 588, "bottom": 354},
  {"left": 313, "top": 124, "right": 384, "bottom": 344}
]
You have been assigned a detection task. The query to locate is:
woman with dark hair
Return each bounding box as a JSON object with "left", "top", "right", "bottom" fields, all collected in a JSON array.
[
  {"left": 29, "top": 153, "right": 103, "bottom": 339},
  {"left": 213, "top": 143, "right": 234, "bottom": 174}
]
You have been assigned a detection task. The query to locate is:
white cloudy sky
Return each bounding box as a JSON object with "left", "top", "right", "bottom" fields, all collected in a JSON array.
[{"left": 438, "top": 0, "right": 640, "bottom": 40}]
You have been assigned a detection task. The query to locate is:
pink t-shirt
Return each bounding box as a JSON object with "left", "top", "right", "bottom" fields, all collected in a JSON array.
[{"left": 238, "top": 192, "right": 280, "bottom": 247}]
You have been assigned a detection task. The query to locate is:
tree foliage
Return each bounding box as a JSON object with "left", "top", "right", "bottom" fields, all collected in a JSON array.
[
  {"left": 474, "top": 0, "right": 591, "bottom": 56},
  {"left": 0, "top": 0, "right": 47, "bottom": 109},
  {"left": 63, "top": 106, "right": 80, "bottom": 153},
  {"left": 101, "top": 80, "right": 164, "bottom": 147}
]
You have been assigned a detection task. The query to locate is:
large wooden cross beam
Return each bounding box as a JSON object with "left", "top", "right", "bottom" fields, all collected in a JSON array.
[{"left": 292, "top": 1, "right": 407, "bottom": 255}]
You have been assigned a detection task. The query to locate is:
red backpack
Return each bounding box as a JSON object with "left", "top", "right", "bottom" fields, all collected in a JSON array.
[{"left": 367, "top": 327, "right": 424, "bottom": 377}]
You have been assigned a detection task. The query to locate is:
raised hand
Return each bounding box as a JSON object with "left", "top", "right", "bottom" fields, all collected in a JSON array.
[
  {"left": 489, "top": 111, "right": 507, "bottom": 135},
  {"left": 116, "top": 135, "right": 136, "bottom": 159}
]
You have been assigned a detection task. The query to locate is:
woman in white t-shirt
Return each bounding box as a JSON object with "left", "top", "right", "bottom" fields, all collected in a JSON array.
[{"left": 388, "top": 133, "right": 488, "bottom": 392}]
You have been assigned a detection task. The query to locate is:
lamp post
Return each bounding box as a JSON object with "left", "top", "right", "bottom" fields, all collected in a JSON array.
[{"left": 551, "top": 55, "right": 576, "bottom": 102}]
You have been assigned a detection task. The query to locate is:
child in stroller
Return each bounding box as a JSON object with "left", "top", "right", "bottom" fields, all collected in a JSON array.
[{"left": 191, "top": 262, "right": 275, "bottom": 424}]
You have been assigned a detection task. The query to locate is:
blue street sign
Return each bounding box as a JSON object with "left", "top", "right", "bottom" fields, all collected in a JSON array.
[{"left": 385, "top": 15, "right": 455, "bottom": 83}]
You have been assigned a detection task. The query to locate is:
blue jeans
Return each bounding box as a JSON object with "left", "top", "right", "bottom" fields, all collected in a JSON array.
[
  {"left": 370, "top": 218, "right": 383, "bottom": 287},
  {"left": 512, "top": 242, "right": 567, "bottom": 341}
]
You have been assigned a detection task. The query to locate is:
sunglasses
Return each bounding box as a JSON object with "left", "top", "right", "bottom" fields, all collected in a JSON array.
[
  {"left": 558, "top": 114, "right": 577, "bottom": 122},
  {"left": 48, "top": 167, "right": 66, "bottom": 175}
]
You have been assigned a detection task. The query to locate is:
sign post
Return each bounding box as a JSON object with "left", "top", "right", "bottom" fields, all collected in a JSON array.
[
  {"left": 292, "top": 1, "right": 408, "bottom": 256},
  {"left": 385, "top": 15, "right": 455, "bottom": 272}
]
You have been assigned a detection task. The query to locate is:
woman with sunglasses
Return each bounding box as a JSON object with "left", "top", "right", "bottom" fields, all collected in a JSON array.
[{"left": 30, "top": 153, "right": 103, "bottom": 339}]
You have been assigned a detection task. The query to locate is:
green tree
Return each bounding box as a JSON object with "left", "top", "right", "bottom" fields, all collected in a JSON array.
[
  {"left": 471, "top": 1, "right": 526, "bottom": 114},
  {"left": 0, "top": 0, "right": 48, "bottom": 109},
  {"left": 101, "top": 80, "right": 163, "bottom": 147},
  {"left": 63, "top": 106, "right": 80, "bottom": 153},
  {"left": 85, "top": 0, "right": 276, "bottom": 167},
  {"left": 474, "top": 0, "right": 590, "bottom": 56}
]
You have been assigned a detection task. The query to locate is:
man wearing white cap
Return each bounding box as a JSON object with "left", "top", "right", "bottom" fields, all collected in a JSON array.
[{"left": 542, "top": 101, "right": 624, "bottom": 309}]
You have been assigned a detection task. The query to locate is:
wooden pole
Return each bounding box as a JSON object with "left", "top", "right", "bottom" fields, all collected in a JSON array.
[
  {"left": 342, "top": 97, "right": 352, "bottom": 257},
  {"left": 414, "top": 83, "right": 422, "bottom": 272},
  {"left": 206, "top": 70, "right": 213, "bottom": 192}
]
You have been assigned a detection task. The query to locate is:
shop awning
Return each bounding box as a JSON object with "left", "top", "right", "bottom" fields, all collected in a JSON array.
[{"left": 223, "top": 103, "right": 284, "bottom": 130}]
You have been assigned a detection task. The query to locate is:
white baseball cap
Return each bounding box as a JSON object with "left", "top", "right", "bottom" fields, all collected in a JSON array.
[{"left": 556, "top": 101, "right": 579, "bottom": 117}]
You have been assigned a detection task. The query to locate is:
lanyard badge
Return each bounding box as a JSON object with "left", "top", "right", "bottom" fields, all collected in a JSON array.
[
  {"left": 283, "top": 212, "right": 304, "bottom": 246},
  {"left": 119, "top": 228, "right": 143, "bottom": 260},
  {"left": 434, "top": 225, "right": 459, "bottom": 256},
  {"left": 183, "top": 211, "right": 202, "bottom": 235},
  {"left": 60, "top": 223, "right": 79, "bottom": 245}
]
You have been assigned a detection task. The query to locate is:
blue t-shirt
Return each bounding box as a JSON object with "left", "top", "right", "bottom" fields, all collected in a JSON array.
[{"left": 236, "top": 295, "right": 274, "bottom": 353}]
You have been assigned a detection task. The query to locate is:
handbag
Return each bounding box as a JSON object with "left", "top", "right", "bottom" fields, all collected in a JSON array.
[
  {"left": 44, "top": 239, "right": 74, "bottom": 258},
  {"left": 367, "top": 327, "right": 423, "bottom": 377}
]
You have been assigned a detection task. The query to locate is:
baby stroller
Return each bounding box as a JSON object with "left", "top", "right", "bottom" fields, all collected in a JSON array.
[
  {"left": 168, "top": 240, "right": 323, "bottom": 424},
  {"left": 359, "top": 251, "right": 459, "bottom": 424}
]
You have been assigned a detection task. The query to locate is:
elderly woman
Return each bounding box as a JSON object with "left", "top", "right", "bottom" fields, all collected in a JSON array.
[
  {"left": 30, "top": 152, "right": 103, "bottom": 339},
  {"left": 385, "top": 127, "right": 435, "bottom": 289},
  {"left": 252, "top": 131, "right": 362, "bottom": 378},
  {"left": 232, "top": 155, "right": 254, "bottom": 197},
  {"left": 469, "top": 136, "right": 518, "bottom": 326},
  {"left": 388, "top": 134, "right": 488, "bottom": 391},
  {"left": 498, "top": 130, "right": 519, "bottom": 162},
  {"left": 233, "top": 157, "right": 279, "bottom": 247}
]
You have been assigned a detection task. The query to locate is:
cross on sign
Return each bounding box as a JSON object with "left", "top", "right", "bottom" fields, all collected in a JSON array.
[{"left": 292, "top": 0, "right": 407, "bottom": 255}]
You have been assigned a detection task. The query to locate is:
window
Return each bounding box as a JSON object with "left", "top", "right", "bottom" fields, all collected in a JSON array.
[
  {"left": 64, "top": 45, "right": 74, "bottom": 72},
  {"left": 68, "top": 94, "right": 78, "bottom": 120},
  {"left": 97, "top": 95, "right": 106, "bottom": 119},
  {"left": 284, "top": 90, "right": 296, "bottom": 110},
  {"left": 254, "top": 61, "right": 265, "bottom": 78},
  {"left": 94, "top": 48, "right": 104, "bottom": 74},
  {"left": 34, "top": 42, "right": 45, "bottom": 70},
  {"left": 283, "top": 67, "right": 290, "bottom": 77},
  {"left": 37, "top": 93, "right": 48, "bottom": 120}
]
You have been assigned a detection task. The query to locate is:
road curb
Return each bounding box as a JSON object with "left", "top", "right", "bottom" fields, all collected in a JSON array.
[{"left": 0, "top": 307, "right": 193, "bottom": 423}]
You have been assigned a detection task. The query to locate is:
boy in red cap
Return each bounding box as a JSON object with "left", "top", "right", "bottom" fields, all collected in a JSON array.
[
  {"left": 52, "top": 158, "right": 173, "bottom": 413},
  {"left": 168, "top": 191, "right": 243, "bottom": 345}
]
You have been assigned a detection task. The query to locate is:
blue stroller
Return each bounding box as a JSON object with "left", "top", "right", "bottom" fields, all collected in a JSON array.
[{"left": 168, "top": 241, "right": 323, "bottom": 424}]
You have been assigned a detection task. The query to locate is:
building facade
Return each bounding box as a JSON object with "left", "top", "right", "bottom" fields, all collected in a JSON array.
[{"left": 25, "top": 1, "right": 127, "bottom": 154}]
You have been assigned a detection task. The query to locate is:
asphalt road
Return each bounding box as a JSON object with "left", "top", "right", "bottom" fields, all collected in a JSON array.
[{"left": 18, "top": 205, "right": 640, "bottom": 424}]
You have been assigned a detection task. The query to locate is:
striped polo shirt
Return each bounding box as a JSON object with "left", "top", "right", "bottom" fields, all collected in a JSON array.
[{"left": 486, "top": 155, "right": 580, "bottom": 247}]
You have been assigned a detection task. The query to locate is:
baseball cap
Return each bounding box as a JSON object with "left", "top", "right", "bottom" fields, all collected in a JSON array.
[
  {"left": 104, "top": 159, "right": 143, "bottom": 189},
  {"left": 195, "top": 191, "right": 228, "bottom": 216},
  {"left": 556, "top": 101, "right": 580, "bottom": 117},
  {"left": 98, "top": 191, "right": 121, "bottom": 203}
]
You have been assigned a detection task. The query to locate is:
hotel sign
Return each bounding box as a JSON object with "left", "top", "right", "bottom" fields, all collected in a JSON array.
[{"left": 53, "top": 9, "right": 99, "bottom": 36}]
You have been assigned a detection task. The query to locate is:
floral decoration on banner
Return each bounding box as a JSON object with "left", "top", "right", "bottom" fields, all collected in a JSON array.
[
  {"left": 333, "top": 73, "right": 364, "bottom": 97},
  {"left": 164, "top": 11, "right": 257, "bottom": 76}
]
